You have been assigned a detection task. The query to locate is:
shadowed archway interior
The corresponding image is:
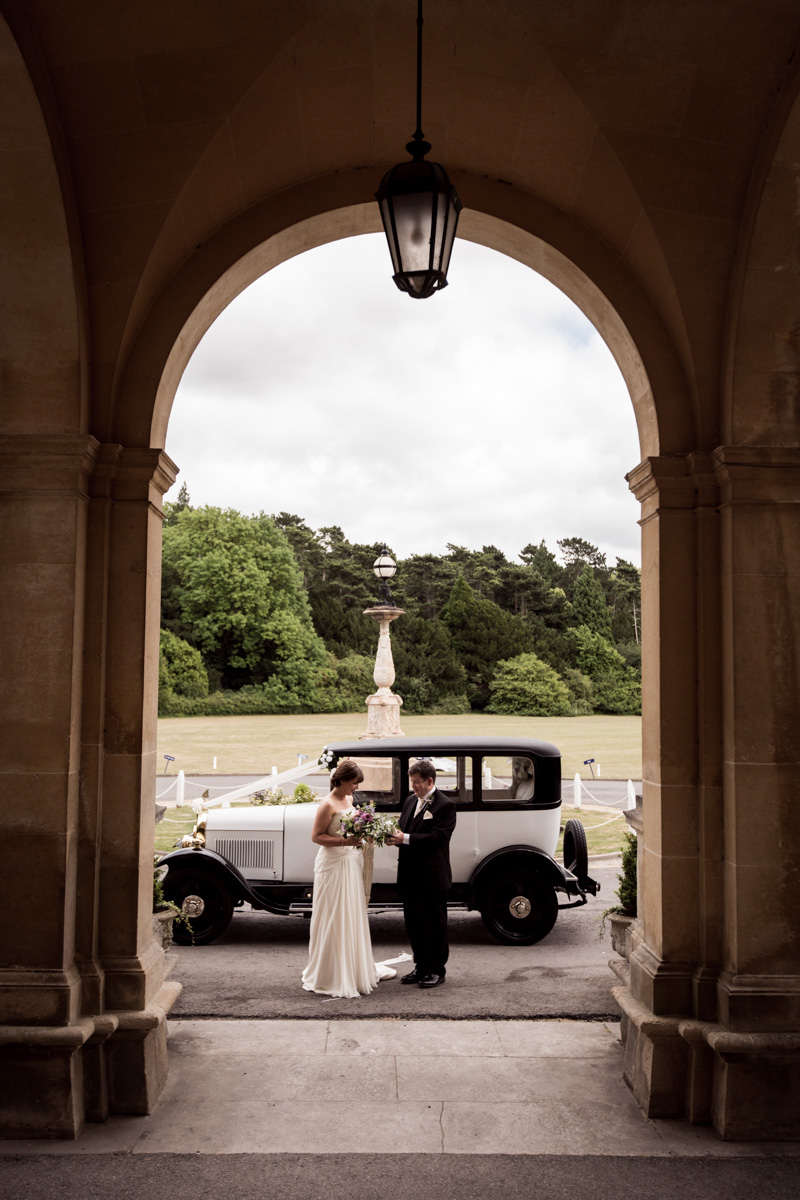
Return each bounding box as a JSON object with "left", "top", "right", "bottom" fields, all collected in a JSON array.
[{"left": 1, "top": 0, "right": 800, "bottom": 1142}]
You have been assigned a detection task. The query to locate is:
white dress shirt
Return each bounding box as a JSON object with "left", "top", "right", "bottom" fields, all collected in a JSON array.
[{"left": 402, "top": 785, "right": 436, "bottom": 845}]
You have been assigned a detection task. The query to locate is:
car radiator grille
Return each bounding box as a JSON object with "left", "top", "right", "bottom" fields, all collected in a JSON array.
[{"left": 214, "top": 837, "right": 275, "bottom": 871}]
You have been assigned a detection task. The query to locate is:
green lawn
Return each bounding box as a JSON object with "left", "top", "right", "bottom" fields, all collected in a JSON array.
[
  {"left": 157, "top": 712, "right": 641, "bottom": 780},
  {"left": 155, "top": 806, "right": 197, "bottom": 854}
]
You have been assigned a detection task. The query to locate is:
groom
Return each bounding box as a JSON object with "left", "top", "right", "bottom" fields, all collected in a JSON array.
[{"left": 387, "top": 759, "right": 456, "bottom": 989}]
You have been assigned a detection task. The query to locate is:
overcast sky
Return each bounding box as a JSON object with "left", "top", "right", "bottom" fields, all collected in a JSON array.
[{"left": 168, "top": 233, "right": 642, "bottom": 567}]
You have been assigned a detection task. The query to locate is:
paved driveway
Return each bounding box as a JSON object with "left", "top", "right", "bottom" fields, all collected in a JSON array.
[{"left": 169, "top": 863, "right": 621, "bottom": 1020}]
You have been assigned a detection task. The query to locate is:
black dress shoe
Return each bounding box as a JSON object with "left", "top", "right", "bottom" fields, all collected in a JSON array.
[
  {"left": 401, "top": 969, "right": 421, "bottom": 984},
  {"left": 418, "top": 973, "right": 446, "bottom": 989}
]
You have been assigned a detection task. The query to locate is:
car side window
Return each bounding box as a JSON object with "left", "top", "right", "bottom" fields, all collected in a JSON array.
[
  {"left": 352, "top": 756, "right": 402, "bottom": 810},
  {"left": 434, "top": 756, "right": 466, "bottom": 801},
  {"left": 479, "top": 755, "right": 536, "bottom": 802},
  {"left": 408, "top": 755, "right": 466, "bottom": 802}
]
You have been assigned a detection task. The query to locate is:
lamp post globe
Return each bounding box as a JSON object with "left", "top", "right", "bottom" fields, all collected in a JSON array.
[{"left": 373, "top": 548, "right": 397, "bottom": 606}]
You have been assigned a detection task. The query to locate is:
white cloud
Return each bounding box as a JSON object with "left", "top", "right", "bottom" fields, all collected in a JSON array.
[{"left": 168, "top": 234, "right": 641, "bottom": 566}]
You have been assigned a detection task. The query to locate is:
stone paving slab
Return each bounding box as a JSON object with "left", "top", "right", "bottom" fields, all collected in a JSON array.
[{"left": 4, "top": 1018, "right": 800, "bottom": 1158}]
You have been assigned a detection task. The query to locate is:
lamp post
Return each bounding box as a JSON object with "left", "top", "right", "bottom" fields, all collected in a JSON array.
[
  {"left": 360, "top": 547, "right": 405, "bottom": 743},
  {"left": 375, "top": 0, "right": 462, "bottom": 298}
]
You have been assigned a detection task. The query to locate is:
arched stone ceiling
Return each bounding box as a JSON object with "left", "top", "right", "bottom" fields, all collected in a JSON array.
[{"left": 6, "top": 0, "right": 800, "bottom": 450}]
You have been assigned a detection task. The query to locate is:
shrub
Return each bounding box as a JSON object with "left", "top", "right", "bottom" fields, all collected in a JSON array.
[
  {"left": 564, "top": 625, "right": 626, "bottom": 677},
  {"left": 487, "top": 652, "right": 572, "bottom": 717},
  {"left": 159, "top": 629, "right": 208, "bottom": 699},
  {"left": 592, "top": 668, "right": 641, "bottom": 715},
  {"left": 563, "top": 668, "right": 594, "bottom": 715},
  {"left": 601, "top": 829, "right": 638, "bottom": 934},
  {"left": 291, "top": 783, "right": 319, "bottom": 804}
]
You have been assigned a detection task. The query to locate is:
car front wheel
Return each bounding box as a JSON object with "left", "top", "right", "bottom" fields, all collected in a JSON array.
[
  {"left": 479, "top": 869, "right": 558, "bottom": 945},
  {"left": 162, "top": 867, "right": 234, "bottom": 945}
]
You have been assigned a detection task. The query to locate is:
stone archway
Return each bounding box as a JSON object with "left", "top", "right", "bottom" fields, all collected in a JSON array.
[
  {"left": 3, "top": 0, "right": 800, "bottom": 1144},
  {"left": 105, "top": 172, "right": 708, "bottom": 1121}
]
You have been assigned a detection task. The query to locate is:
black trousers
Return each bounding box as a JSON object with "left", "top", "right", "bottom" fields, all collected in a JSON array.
[{"left": 400, "top": 886, "right": 449, "bottom": 976}]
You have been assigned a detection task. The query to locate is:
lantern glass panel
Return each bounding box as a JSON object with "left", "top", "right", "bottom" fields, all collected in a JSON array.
[{"left": 390, "top": 191, "right": 437, "bottom": 274}]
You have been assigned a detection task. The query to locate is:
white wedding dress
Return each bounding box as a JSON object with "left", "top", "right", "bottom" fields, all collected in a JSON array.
[{"left": 301, "top": 807, "right": 397, "bottom": 998}]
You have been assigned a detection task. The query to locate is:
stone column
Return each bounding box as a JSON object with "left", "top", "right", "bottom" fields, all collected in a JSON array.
[
  {"left": 0, "top": 434, "right": 99, "bottom": 1137},
  {"left": 619, "top": 449, "right": 800, "bottom": 1139},
  {"left": 618, "top": 455, "right": 722, "bottom": 1119},
  {"left": 0, "top": 441, "right": 182, "bottom": 1138},
  {"left": 709, "top": 446, "right": 800, "bottom": 1138},
  {"left": 94, "top": 448, "right": 181, "bottom": 1116}
]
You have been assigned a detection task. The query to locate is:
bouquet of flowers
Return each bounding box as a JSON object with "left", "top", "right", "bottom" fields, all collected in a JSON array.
[{"left": 339, "top": 803, "right": 399, "bottom": 847}]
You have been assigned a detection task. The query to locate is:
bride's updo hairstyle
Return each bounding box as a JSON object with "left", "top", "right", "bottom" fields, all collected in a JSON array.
[{"left": 330, "top": 759, "right": 364, "bottom": 789}]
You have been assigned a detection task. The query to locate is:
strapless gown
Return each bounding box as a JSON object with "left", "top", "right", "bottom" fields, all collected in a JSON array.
[{"left": 301, "top": 807, "right": 396, "bottom": 998}]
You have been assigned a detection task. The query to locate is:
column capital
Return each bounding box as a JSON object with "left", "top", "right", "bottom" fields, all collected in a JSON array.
[
  {"left": 626, "top": 453, "right": 719, "bottom": 516},
  {"left": 713, "top": 445, "right": 800, "bottom": 504},
  {"left": 0, "top": 433, "right": 100, "bottom": 496},
  {"left": 88, "top": 445, "right": 178, "bottom": 506}
]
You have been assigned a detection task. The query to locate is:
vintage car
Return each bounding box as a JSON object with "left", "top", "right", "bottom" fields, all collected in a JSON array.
[{"left": 158, "top": 736, "right": 599, "bottom": 947}]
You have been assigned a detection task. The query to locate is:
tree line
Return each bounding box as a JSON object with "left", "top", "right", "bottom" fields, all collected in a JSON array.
[{"left": 159, "top": 484, "right": 641, "bottom": 719}]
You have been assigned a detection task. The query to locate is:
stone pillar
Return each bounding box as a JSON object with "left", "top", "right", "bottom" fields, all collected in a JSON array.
[
  {"left": 618, "top": 456, "right": 709, "bottom": 1116},
  {"left": 618, "top": 450, "right": 800, "bottom": 1139},
  {"left": 0, "top": 434, "right": 99, "bottom": 1137},
  {"left": 709, "top": 446, "right": 800, "bottom": 1139},
  {"left": 94, "top": 448, "right": 181, "bottom": 1116},
  {"left": 0, "top": 441, "right": 181, "bottom": 1138}
]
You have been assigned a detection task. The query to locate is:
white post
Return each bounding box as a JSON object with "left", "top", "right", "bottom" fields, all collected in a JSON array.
[
  {"left": 176, "top": 769, "right": 185, "bottom": 808},
  {"left": 213, "top": 756, "right": 217, "bottom": 770},
  {"left": 596, "top": 762, "right": 601, "bottom": 777},
  {"left": 271, "top": 766, "right": 278, "bottom": 778},
  {"left": 573, "top": 772, "right": 582, "bottom": 809},
  {"left": 626, "top": 779, "right": 636, "bottom": 810},
  {"left": 483, "top": 763, "right": 492, "bottom": 788}
]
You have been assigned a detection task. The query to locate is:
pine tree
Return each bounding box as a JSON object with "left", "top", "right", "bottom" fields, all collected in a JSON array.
[{"left": 572, "top": 564, "right": 613, "bottom": 638}]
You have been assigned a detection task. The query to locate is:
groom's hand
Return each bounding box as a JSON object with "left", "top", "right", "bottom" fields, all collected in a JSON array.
[{"left": 386, "top": 831, "right": 404, "bottom": 847}]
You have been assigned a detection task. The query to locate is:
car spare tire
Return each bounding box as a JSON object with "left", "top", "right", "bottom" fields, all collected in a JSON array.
[{"left": 562, "top": 818, "right": 589, "bottom": 886}]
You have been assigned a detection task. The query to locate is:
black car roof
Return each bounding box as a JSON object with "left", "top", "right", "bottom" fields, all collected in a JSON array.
[{"left": 327, "top": 736, "right": 560, "bottom": 759}]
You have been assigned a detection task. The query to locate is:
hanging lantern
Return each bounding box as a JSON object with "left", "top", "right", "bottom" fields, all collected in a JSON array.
[{"left": 375, "top": 0, "right": 461, "bottom": 298}]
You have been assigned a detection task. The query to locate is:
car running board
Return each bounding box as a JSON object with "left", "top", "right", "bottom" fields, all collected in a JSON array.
[{"left": 288, "top": 900, "right": 472, "bottom": 915}]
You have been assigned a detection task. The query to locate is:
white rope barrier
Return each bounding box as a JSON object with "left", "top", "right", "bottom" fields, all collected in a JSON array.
[
  {"left": 584, "top": 810, "right": 624, "bottom": 830},
  {"left": 573, "top": 774, "right": 638, "bottom": 810}
]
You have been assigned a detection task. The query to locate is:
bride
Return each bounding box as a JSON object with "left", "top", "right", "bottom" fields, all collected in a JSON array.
[{"left": 301, "top": 759, "right": 396, "bottom": 998}]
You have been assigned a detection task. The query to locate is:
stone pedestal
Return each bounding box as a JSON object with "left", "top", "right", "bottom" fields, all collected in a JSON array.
[{"left": 360, "top": 606, "right": 405, "bottom": 741}]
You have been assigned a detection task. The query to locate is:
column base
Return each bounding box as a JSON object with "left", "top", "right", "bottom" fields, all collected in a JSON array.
[
  {"left": 614, "top": 985, "right": 800, "bottom": 1139},
  {"left": 0, "top": 979, "right": 181, "bottom": 1139}
]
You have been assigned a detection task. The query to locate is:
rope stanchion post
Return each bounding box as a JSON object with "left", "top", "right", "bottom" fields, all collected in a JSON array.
[
  {"left": 176, "top": 769, "right": 185, "bottom": 808},
  {"left": 573, "top": 772, "right": 582, "bottom": 809},
  {"left": 626, "top": 779, "right": 636, "bottom": 810}
]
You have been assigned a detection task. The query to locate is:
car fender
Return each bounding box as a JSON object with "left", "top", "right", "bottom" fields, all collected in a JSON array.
[
  {"left": 468, "top": 844, "right": 579, "bottom": 904},
  {"left": 156, "top": 846, "right": 261, "bottom": 907}
]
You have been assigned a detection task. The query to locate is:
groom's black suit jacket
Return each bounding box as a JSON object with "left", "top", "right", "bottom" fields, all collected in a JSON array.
[{"left": 397, "top": 787, "right": 456, "bottom": 892}]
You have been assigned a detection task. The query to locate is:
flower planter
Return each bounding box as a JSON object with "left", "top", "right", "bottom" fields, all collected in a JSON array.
[
  {"left": 153, "top": 908, "right": 176, "bottom": 950},
  {"left": 608, "top": 912, "right": 635, "bottom": 960}
]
